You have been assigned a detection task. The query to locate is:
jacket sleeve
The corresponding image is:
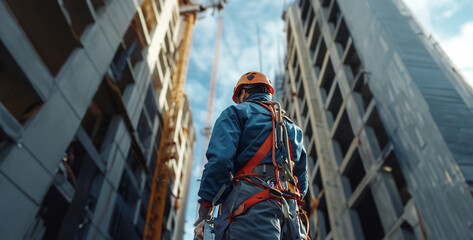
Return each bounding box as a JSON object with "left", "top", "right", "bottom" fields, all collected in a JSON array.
[
  {"left": 198, "top": 107, "right": 242, "bottom": 203},
  {"left": 291, "top": 125, "right": 308, "bottom": 196}
]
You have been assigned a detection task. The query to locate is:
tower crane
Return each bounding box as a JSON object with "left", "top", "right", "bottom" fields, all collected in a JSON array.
[
  {"left": 143, "top": 1, "right": 224, "bottom": 240},
  {"left": 199, "top": 8, "right": 224, "bottom": 185}
]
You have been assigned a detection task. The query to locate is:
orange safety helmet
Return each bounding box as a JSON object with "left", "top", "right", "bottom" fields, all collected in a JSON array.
[{"left": 232, "top": 71, "right": 274, "bottom": 103}]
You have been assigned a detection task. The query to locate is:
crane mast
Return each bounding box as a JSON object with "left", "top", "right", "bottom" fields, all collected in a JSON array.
[
  {"left": 144, "top": 1, "right": 225, "bottom": 239},
  {"left": 200, "top": 10, "right": 224, "bottom": 177}
]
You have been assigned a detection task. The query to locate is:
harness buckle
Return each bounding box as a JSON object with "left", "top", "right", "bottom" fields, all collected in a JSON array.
[{"left": 269, "top": 188, "right": 283, "bottom": 198}]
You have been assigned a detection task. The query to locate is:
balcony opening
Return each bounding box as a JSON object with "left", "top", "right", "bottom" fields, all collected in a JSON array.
[
  {"left": 367, "top": 108, "right": 389, "bottom": 150},
  {"left": 81, "top": 80, "right": 118, "bottom": 151},
  {"left": 126, "top": 148, "right": 144, "bottom": 183},
  {"left": 321, "top": 59, "right": 335, "bottom": 96},
  {"left": 328, "top": 84, "right": 343, "bottom": 120},
  {"left": 309, "top": 144, "right": 318, "bottom": 167},
  {"left": 0, "top": 129, "right": 13, "bottom": 152},
  {"left": 294, "top": 65, "right": 301, "bottom": 86},
  {"left": 314, "top": 168, "right": 323, "bottom": 195},
  {"left": 141, "top": 0, "right": 157, "bottom": 33},
  {"left": 137, "top": 110, "right": 152, "bottom": 151},
  {"left": 154, "top": 0, "right": 162, "bottom": 14},
  {"left": 343, "top": 149, "right": 365, "bottom": 195},
  {"left": 109, "top": 45, "right": 136, "bottom": 94},
  {"left": 328, "top": 0, "right": 341, "bottom": 26},
  {"left": 383, "top": 152, "right": 411, "bottom": 206},
  {"left": 161, "top": 182, "right": 174, "bottom": 235},
  {"left": 353, "top": 188, "right": 385, "bottom": 240},
  {"left": 300, "top": 0, "right": 310, "bottom": 23},
  {"left": 0, "top": 41, "right": 43, "bottom": 125},
  {"left": 335, "top": 19, "right": 350, "bottom": 50},
  {"left": 118, "top": 171, "right": 140, "bottom": 209},
  {"left": 125, "top": 15, "right": 147, "bottom": 50},
  {"left": 353, "top": 76, "right": 372, "bottom": 110},
  {"left": 58, "top": 0, "right": 95, "bottom": 37},
  {"left": 321, "top": 0, "right": 331, "bottom": 7},
  {"left": 333, "top": 110, "right": 354, "bottom": 158},
  {"left": 109, "top": 172, "right": 141, "bottom": 240},
  {"left": 38, "top": 185, "right": 70, "bottom": 239},
  {"left": 318, "top": 194, "right": 332, "bottom": 238},
  {"left": 55, "top": 139, "right": 104, "bottom": 239},
  {"left": 145, "top": 84, "right": 158, "bottom": 123},
  {"left": 401, "top": 221, "right": 416, "bottom": 240},
  {"left": 309, "top": 23, "right": 321, "bottom": 59},
  {"left": 4, "top": 0, "right": 80, "bottom": 75},
  {"left": 314, "top": 39, "right": 327, "bottom": 71},
  {"left": 344, "top": 44, "right": 362, "bottom": 80},
  {"left": 304, "top": 120, "right": 313, "bottom": 148}
]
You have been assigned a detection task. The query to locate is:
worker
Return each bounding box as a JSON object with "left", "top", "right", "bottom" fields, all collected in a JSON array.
[{"left": 194, "top": 72, "right": 308, "bottom": 240}]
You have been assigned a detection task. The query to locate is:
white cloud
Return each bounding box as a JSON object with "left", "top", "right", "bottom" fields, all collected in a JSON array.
[
  {"left": 439, "top": 21, "right": 473, "bottom": 87},
  {"left": 185, "top": 79, "right": 209, "bottom": 104},
  {"left": 403, "top": 0, "right": 473, "bottom": 87}
]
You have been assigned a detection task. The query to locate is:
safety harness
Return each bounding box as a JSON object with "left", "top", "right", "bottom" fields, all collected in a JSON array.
[{"left": 229, "top": 100, "right": 310, "bottom": 239}]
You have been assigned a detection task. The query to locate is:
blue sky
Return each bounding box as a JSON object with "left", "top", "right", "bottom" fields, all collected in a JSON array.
[{"left": 182, "top": 0, "right": 473, "bottom": 239}]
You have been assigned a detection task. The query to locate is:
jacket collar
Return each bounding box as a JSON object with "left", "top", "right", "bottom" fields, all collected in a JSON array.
[{"left": 245, "top": 93, "right": 271, "bottom": 102}]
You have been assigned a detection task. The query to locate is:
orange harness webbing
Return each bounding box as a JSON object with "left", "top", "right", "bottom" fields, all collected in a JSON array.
[{"left": 229, "top": 101, "right": 309, "bottom": 239}]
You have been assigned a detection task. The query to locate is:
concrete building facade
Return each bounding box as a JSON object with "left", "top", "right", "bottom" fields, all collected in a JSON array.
[
  {"left": 283, "top": 0, "right": 473, "bottom": 239},
  {"left": 0, "top": 0, "right": 195, "bottom": 239}
]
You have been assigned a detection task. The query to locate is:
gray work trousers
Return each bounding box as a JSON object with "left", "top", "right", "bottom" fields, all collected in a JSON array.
[{"left": 214, "top": 181, "right": 307, "bottom": 240}]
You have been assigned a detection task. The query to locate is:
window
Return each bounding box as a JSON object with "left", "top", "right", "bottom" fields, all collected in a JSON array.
[
  {"left": 335, "top": 19, "right": 350, "bottom": 50},
  {"left": 126, "top": 148, "right": 144, "bottom": 183},
  {"left": 0, "top": 41, "right": 43, "bottom": 125},
  {"left": 383, "top": 152, "right": 411, "bottom": 206},
  {"left": 308, "top": 143, "right": 318, "bottom": 167},
  {"left": 367, "top": 108, "right": 389, "bottom": 151},
  {"left": 321, "top": 58, "right": 335, "bottom": 96},
  {"left": 4, "top": 0, "right": 80, "bottom": 75},
  {"left": 353, "top": 75, "right": 373, "bottom": 110},
  {"left": 58, "top": 0, "right": 95, "bottom": 37},
  {"left": 309, "top": 23, "right": 321, "bottom": 59},
  {"left": 81, "top": 79, "right": 118, "bottom": 151},
  {"left": 314, "top": 39, "right": 327, "bottom": 71},
  {"left": 141, "top": 0, "right": 157, "bottom": 33},
  {"left": 137, "top": 110, "right": 152, "bottom": 151},
  {"left": 321, "top": 0, "right": 331, "bottom": 7},
  {"left": 344, "top": 44, "right": 362, "bottom": 79},
  {"left": 333, "top": 110, "right": 354, "bottom": 158},
  {"left": 38, "top": 185, "right": 70, "bottom": 240},
  {"left": 352, "top": 188, "right": 385, "bottom": 239},
  {"left": 144, "top": 85, "right": 158, "bottom": 123},
  {"left": 300, "top": 0, "right": 310, "bottom": 23},
  {"left": 327, "top": 84, "right": 343, "bottom": 120},
  {"left": 328, "top": 1, "right": 341, "bottom": 26},
  {"left": 342, "top": 149, "right": 366, "bottom": 195},
  {"left": 304, "top": 120, "right": 313, "bottom": 148},
  {"left": 109, "top": 45, "right": 136, "bottom": 94}
]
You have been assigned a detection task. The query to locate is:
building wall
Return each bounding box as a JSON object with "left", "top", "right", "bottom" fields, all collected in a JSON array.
[
  {"left": 0, "top": 0, "right": 195, "bottom": 239},
  {"left": 283, "top": 0, "right": 473, "bottom": 239}
]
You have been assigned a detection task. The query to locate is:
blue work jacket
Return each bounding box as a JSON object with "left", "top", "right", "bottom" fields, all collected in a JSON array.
[{"left": 198, "top": 93, "right": 308, "bottom": 203}]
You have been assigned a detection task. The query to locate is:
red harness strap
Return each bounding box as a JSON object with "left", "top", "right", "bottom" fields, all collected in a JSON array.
[
  {"left": 229, "top": 101, "right": 307, "bottom": 238},
  {"left": 235, "top": 131, "right": 273, "bottom": 176},
  {"left": 228, "top": 188, "right": 281, "bottom": 224}
]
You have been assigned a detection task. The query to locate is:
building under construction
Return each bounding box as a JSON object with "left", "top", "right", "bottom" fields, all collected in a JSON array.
[
  {"left": 283, "top": 0, "right": 473, "bottom": 239},
  {"left": 2, "top": 0, "right": 473, "bottom": 239},
  {"left": 0, "top": 0, "right": 196, "bottom": 239}
]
